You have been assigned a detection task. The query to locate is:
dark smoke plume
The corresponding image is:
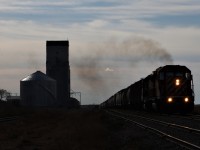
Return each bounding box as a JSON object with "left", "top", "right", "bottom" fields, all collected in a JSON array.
[
  {"left": 73, "top": 37, "right": 173, "bottom": 100},
  {"left": 103, "top": 37, "right": 173, "bottom": 65}
]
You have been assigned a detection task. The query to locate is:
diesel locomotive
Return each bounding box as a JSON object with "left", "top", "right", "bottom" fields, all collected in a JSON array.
[{"left": 100, "top": 65, "right": 195, "bottom": 113}]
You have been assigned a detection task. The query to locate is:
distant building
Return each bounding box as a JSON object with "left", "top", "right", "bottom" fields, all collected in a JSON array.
[
  {"left": 7, "top": 95, "right": 21, "bottom": 106},
  {"left": 46, "top": 41, "right": 70, "bottom": 106}
]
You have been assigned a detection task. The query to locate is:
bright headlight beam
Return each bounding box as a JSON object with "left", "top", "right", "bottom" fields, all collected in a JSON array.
[
  {"left": 184, "top": 97, "right": 189, "bottom": 102},
  {"left": 168, "top": 97, "right": 173, "bottom": 103},
  {"left": 176, "top": 79, "right": 180, "bottom": 86}
]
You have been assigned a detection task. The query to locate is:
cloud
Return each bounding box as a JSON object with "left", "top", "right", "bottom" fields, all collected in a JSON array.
[
  {"left": 147, "top": 27, "right": 200, "bottom": 55},
  {"left": 88, "top": 20, "right": 108, "bottom": 28},
  {"left": 0, "top": 0, "right": 200, "bottom": 24},
  {"left": 105, "top": 67, "right": 114, "bottom": 72}
]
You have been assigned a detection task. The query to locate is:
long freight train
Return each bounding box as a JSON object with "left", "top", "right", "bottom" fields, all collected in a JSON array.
[{"left": 100, "top": 65, "right": 195, "bottom": 113}]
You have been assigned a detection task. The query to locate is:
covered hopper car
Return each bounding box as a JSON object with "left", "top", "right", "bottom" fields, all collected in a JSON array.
[{"left": 100, "top": 65, "right": 195, "bottom": 113}]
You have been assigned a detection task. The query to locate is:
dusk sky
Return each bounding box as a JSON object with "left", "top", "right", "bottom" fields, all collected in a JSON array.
[{"left": 0, "top": 0, "right": 200, "bottom": 104}]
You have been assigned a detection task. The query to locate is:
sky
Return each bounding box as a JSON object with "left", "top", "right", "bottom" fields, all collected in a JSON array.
[{"left": 0, "top": 0, "right": 200, "bottom": 104}]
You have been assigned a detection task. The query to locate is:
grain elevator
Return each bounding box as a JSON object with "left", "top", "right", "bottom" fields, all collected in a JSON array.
[{"left": 46, "top": 41, "right": 70, "bottom": 106}]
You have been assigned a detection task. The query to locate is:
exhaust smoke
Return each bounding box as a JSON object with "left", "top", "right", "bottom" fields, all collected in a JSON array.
[{"left": 72, "top": 37, "right": 173, "bottom": 102}]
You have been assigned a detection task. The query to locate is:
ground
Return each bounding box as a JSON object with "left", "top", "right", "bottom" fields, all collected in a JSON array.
[
  {"left": 194, "top": 104, "right": 200, "bottom": 114},
  {"left": 0, "top": 104, "right": 199, "bottom": 150}
]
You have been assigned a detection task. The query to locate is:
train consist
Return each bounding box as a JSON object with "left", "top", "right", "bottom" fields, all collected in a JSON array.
[{"left": 100, "top": 65, "right": 195, "bottom": 113}]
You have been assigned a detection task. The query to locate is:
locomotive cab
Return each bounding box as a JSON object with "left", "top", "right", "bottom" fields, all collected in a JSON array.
[{"left": 157, "top": 65, "right": 194, "bottom": 113}]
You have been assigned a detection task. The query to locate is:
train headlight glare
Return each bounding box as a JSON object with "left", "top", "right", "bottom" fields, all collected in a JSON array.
[
  {"left": 176, "top": 79, "right": 180, "bottom": 86},
  {"left": 184, "top": 97, "right": 189, "bottom": 103},
  {"left": 168, "top": 97, "right": 173, "bottom": 103}
]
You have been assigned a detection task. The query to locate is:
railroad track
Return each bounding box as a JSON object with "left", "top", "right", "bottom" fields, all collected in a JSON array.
[
  {"left": 129, "top": 110, "right": 200, "bottom": 122},
  {"left": 113, "top": 110, "right": 200, "bottom": 134},
  {"left": 157, "top": 113, "right": 200, "bottom": 122},
  {"left": 106, "top": 110, "right": 200, "bottom": 150},
  {"left": 177, "top": 114, "right": 200, "bottom": 121},
  {"left": 122, "top": 109, "right": 200, "bottom": 129},
  {"left": 0, "top": 116, "right": 18, "bottom": 123}
]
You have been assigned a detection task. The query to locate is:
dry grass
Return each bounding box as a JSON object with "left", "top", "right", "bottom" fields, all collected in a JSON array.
[
  {"left": 0, "top": 103, "right": 32, "bottom": 117},
  {"left": 0, "top": 107, "right": 183, "bottom": 150},
  {"left": 0, "top": 108, "right": 111, "bottom": 150}
]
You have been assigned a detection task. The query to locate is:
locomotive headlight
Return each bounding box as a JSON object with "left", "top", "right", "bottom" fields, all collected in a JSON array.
[
  {"left": 184, "top": 97, "right": 189, "bottom": 103},
  {"left": 175, "top": 79, "right": 180, "bottom": 86},
  {"left": 168, "top": 97, "right": 173, "bottom": 103}
]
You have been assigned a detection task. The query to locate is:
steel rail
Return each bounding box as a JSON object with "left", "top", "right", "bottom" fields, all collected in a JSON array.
[
  {"left": 106, "top": 110, "right": 200, "bottom": 150},
  {"left": 111, "top": 110, "right": 200, "bottom": 134}
]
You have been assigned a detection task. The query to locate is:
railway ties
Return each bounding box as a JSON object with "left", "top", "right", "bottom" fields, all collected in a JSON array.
[
  {"left": 130, "top": 109, "right": 200, "bottom": 122},
  {"left": 182, "top": 114, "right": 200, "bottom": 121},
  {"left": 121, "top": 109, "right": 200, "bottom": 129},
  {"left": 116, "top": 110, "right": 200, "bottom": 134},
  {"left": 159, "top": 113, "right": 200, "bottom": 122},
  {"left": 106, "top": 110, "right": 200, "bottom": 150}
]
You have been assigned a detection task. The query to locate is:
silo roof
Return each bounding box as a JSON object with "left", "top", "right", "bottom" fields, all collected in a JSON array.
[{"left": 21, "top": 71, "right": 56, "bottom": 81}]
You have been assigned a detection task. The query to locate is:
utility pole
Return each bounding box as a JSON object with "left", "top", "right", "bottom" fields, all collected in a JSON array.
[{"left": 70, "top": 90, "right": 81, "bottom": 105}]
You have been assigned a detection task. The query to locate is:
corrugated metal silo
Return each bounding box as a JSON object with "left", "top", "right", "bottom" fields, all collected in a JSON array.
[{"left": 20, "top": 71, "right": 57, "bottom": 107}]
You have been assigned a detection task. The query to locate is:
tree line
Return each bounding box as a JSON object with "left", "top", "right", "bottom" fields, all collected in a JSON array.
[{"left": 0, "top": 89, "right": 10, "bottom": 101}]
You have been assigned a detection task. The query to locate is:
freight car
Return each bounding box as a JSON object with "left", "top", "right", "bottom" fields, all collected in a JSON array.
[{"left": 100, "top": 65, "right": 195, "bottom": 113}]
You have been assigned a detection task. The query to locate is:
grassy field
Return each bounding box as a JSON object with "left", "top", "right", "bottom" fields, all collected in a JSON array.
[
  {"left": 0, "top": 108, "right": 109, "bottom": 150},
  {"left": 1, "top": 104, "right": 199, "bottom": 150}
]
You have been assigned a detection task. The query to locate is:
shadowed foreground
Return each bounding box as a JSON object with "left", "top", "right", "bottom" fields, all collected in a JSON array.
[{"left": 0, "top": 107, "right": 194, "bottom": 150}]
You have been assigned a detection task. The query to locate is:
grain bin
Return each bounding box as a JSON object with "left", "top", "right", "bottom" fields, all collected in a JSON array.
[{"left": 20, "top": 71, "right": 57, "bottom": 107}]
